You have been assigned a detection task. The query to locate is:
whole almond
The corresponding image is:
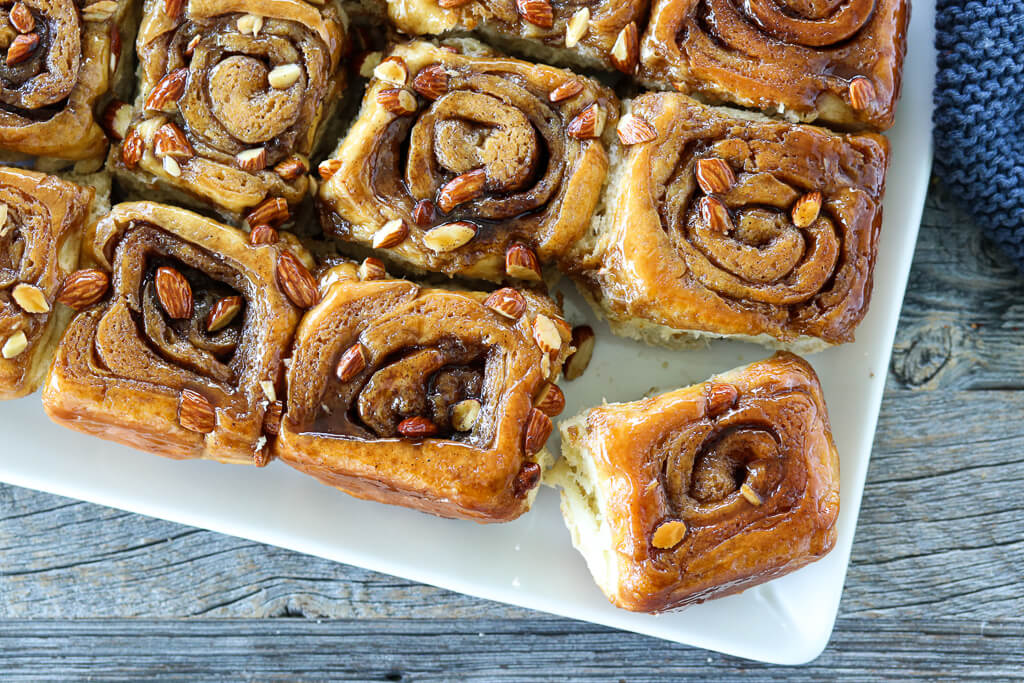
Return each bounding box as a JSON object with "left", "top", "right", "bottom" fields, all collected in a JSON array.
[
  {"left": 564, "top": 325, "right": 594, "bottom": 381},
  {"left": 377, "top": 88, "right": 418, "bottom": 116},
  {"left": 397, "top": 416, "right": 438, "bottom": 439},
  {"left": 505, "top": 243, "right": 542, "bottom": 281},
  {"left": 249, "top": 224, "right": 279, "bottom": 245},
  {"left": 412, "top": 64, "right": 448, "bottom": 100},
  {"left": 533, "top": 382, "right": 565, "bottom": 417},
  {"left": 121, "top": 128, "right": 144, "bottom": 168},
  {"left": 484, "top": 287, "right": 527, "bottom": 320},
  {"left": 373, "top": 219, "right": 408, "bottom": 248},
  {"left": 358, "top": 257, "right": 386, "bottom": 281},
  {"left": 276, "top": 250, "right": 319, "bottom": 309},
  {"left": 57, "top": 269, "right": 109, "bottom": 309},
  {"left": 246, "top": 197, "right": 289, "bottom": 227},
  {"left": 205, "top": 295, "right": 244, "bottom": 332},
  {"left": 652, "top": 520, "right": 687, "bottom": 549},
  {"left": 512, "top": 461, "right": 542, "bottom": 499},
  {"left": 101, "top": 99, "right": 131, "bottom": 141},
  {"left": 549, "top": 79, "right": 584, "bottom": 104},
  {"left": 705, "top": 382, "right": 738, "bottom": 417},
  {"left": 522, "top": 407, "right": 552, "bottom": 456},
  {"left": 155, "top": 266, "right": 193, "bottom": 319},
  {"left": 792, "top": 191, "right": 823, "bottom": 228},
  {"left": 610, "top": 22, "right": 639, "bottom": 73},
  {"left": 695, "top": 157, "right": 735, "bottom": 195},
  {"left": 335, "top": 342, "right": 367, "bottom": 382},
  {"left": 616, "top": 113, "right": 658, "bottom": 146},
  {"left": 179, "top": 389, "right": 215, "bottom": 433},
  {"left": 700, "top": 196, "right": 733, "bottom": 233},
  {"left": 145, "top": 68, "right": 187, "bottom": 112},
  {"left": 436, "top": 168, "right": 486, "bottom": 213},
  {"left": 517, "top": 0, "right": 553, "bottom": 28},
  {"left": 12, "top": 283, "right": 49, "bottom": 314},
  {"left": 423, "top": 221, "right": 476, "bottom": 252},
  {"left": 412, "top": 199, "right": 435, "bottom": 226},
  {"left": 154, "top": 121, "right": 193, "bottom": 158},
  {"left": 274, "top": 155, "right": 308, "bottom": 181},
  {"left": 532, "top": 314, "right": 561, "bottom": 355},
  {"left": 451, "top": 399, "right": 481, "bottom": 432},
  {"left": 848, "top": 76, "right": 876, "bottom": 111},
  {"left": 566, "top": 103, "right": 606, "bottom": 140},
  {"left": 10, "top": 3, "right": 33, "bottom": 33},
  {"left": 6, "top": 32, "right": 38, "bottom": 66}
]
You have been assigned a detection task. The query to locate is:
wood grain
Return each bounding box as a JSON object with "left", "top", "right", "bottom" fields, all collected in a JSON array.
[{"left": 0, "top": 187, "right": 1022, "bottom": 678}]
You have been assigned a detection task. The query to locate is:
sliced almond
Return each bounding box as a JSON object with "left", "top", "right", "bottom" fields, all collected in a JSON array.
[
  {"left": 377, "top": 88, "right": 417, "bottom": 116},
  {"left": 373, "top": 57, "right": 408, "bottom": 86},
  {"left": 318, "top": 158, "right": 342, "bottom": 182},
  {"left": 57, "top": 269, "right": 109, "bottom": 309},
  {"left": 164, "top": 0, "right": 183, "bottom": 19},
  {"left": 549, "top": 79, "right": 584, "bottom": 104},
  {"left": 564, "top": 325, "right": 594, "bottom": 381},
  {"left": 484, "top": 287, "right": 527, "bottom": 320},
  {"left": 532, "top": 314, "right": 561, "bottom": 354},
  {"left": 0, "top": 202, "right": 8, "bottom": 235},
  {"left": 423, "top": 221, "right": 476, "bottom": 252},
  {"left": 163, "top": 155, "right": 182, "bottom": 177},
  {"left": 505, "top": 243, "right": 542, "bottom": 281},
  {"left": 412, "top": 64, "right": 448, "bottom": 100},
  {"left": 533, "top": 382, "right": 565, "bottom": 417},
  {"left": 268, "top": 63, "right": 301, "bottom": 89},
  {"left": 259, "top": 380, "right": 277, "bottom": 403},
  {"left": 373, "top": 219, "right": 409, "bottom": 248},
  {"left": 565, "top": 8, "right": 590, "bottom": 48},
  {"left": 695, "top": 157, "right": 735, "bottom": 195},
  {"left": 517, "top": 0, "right": 553, "bottom": 28},
  {"left": 566, "top": 103, "right": 606, "bottom": 140},
  {"left": 616, "top": 113, "right": 657, "bottom": 145},
  {"left": 848, "top": 76, "right": 876, "bottom": 112},
  {"left": 1, "top": 331, "right": 27, "bottom": 359},
  {"left": 451, "top": 399, "right": 481, "bottom": 432},
  {"left": 184, "top": 34, "right": 200, "bottom": 57},
  {"left": 358, "top": 257, "right": 386, "bottom": 281},
  {"left": 153, "top": 121, "right": 193, "bottom": 158},
  {"left": 652, "top": 520, "right": 687, "bottom": 549},
  {"left": 523, "top": 408, "right": 552, "bottom": 456},
  {"left": 205, "top": 295, "right": 243, "bottom": 332},
  {"left": 179, "top": 389, "right": 215, "bottom": 433},
  {"left": 792, "top": 191, "right": 823, "bottom": 228},
  {"left": 12, "top": 283, "right": 49, "bottom": 314},
  {"left": 740, "top": 483, "right": 763, "bottom": 506},
  {"left": 699, "top": 196, "right": 733, "bottom": 233},
  {"left": 236, "top": 147, "right": 267, "bottom": 173},
  {"left": 436, "top": 168, "right": 485, "bottom": 213},
  {"left": 610, "top": 22, "right": 639, "bottom": 74},
  {"left": 155, "top": 266, "right": 193, "bottom": 319},
  {"left": 336, "top": 343, "right": 367, "bottom": 382}
]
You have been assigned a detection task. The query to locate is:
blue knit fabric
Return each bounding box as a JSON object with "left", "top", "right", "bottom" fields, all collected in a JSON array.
[{"left": 934, "top": 0, "right": 1024, "bottom": 268}]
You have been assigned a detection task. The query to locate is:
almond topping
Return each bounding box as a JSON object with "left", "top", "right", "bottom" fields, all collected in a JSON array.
[
  {"left": 164, "top": 0, "right": 184, "bottom": 19},
  {"left": 184, "top": 34, "right": 200, "bottom": 57},
  {"left": 268, "top": 63, "right": 301, "bottom": 89},
  {"left": 318, "top": 158, "right": 342, "bottom": 182},
  {"left": 236, "top": 147, "right": 267, "bottom": 173},
  {"left": 249, "top": 224, "right": 279, "bottom": 246},
  {"left": 566, "top": 103, "right": 606, "bottom": 140},
  {"left": 259, "top": 380, "right": 277, "bottom": 403},
  {"left": 2, "top": 331, "right": 27, "bottom": 359},
  {"left": 848, "top": 76, "right": 876, "bottom": 112},
  {"left": 532, "top": 314, "right": 561, "bottom": 354},
  {"left": 412, "top": 64, "right": 448, "bottom": 100},
  {"left": 533, "top": 382, "right": 565, "bottom": 417},
  {"left": 438, "top": 0, "right": 473, "bottom": 7},
  {"left": 412, "top": 199, "right": 435, "bottom": 226},
  {"left": 10, "top": 3, "right": 33, "bottom": 33},
  {"left": 652, "top": 520, "right": 687, "bottom": 549},
  {"left": 262, "top": 401, "right": 283, "bottom": 436},
  {"left": 706, "top": 382, "right": 738, "bottom": 417},
  {"left": 792, "top": 191, "right": 823, "bottom": 228},
  {"left": 695, "top": 157, "right": 736, "bottom": 195},
  {"left": 700, "top": 196, "right": 733, "bottom": 233},
  {"left": 397, "top": 416, "right": 438, "bottom": 439},
  {"left": 451, "top": 399, "right": 481, "bottom": 432},
  {"left": 153, "top": 121, "right": 193, "bottom": 158},
  {"left": 373, "top": 219, "right": 409, "bottom": 248},
  {"left": 82, "top": 1, "right": 118, "bottom": 22},
  {"left": 155, "top": 266, "right": 193, "bottom": 319},
  {"left": 549, "top": 79, "right": 584, "bottom": 103},
  {"left": 273, "top": 155, "right": 308, "bottom": 181},
  {"left": 357, "top": 51, "right": 383, "bottom": 79},
  {"left": 162, "top": 156, "right": 181, "bottom": 177},
  {"left": 377, "top": 87, "right": 418, "bottom": 116},
  {"left": 0, "top": 202, "right": 8, "bottom": 236},
  {"left": 512, "top": 461, "right": 543, "bottom": 499},
  {"left": 57, "top": 269, "right": 109, "bottom": 309},
  {"left": 358, "top": 257, "right": 386, "bottom": 281},
  {"left": 423, "top": 221, "right": 476, "bottom": 252},
  {"left": 335, "top": 343, "right": 367, "bottom": 382},
  {"left": 436, "top": 168, "right": 485, "bottom": 213},
  {"left": 616, "top": 113, "right": 658, "bottom": 146},
  {"left": 564, "top": 325, "right": 595, "bottom": 381},
  {"left": 505, "top": 243, "right": 542, "bottom": 281},
  {"left": 246, "top": 197, "right": 289, "bottom": 227},
  {"left": 565, "top": 8, "right": 590, "bottom": 48},
  {"left": 236, "top": 14, "right": 263, "bottom": 36},
  {"left": 517, "top": 0, "right": 553, "bottom": 28},
  {"left": 179, "top": 389, "right": 215, "bottom": 433},
  {"left": 276, "top": 250, "right": 319, "bottom": 309},
  {"left": 205, "top": 295, "right": 243, "bottom": 332},
  {"left": 6, "top": 32, "right": 37, "bottom": 66},
  {"left": 12, "top": 283, "right": 49, "bottom": 314},
  {"left": 523, "top": 408, "right": 552, "bottom": 456},
  {"left": 373, "top": 57, "right": 408, "bottom": 86},
  {"left": 101, "top": 99, "right": 131, "bottom": 141},
  {"left": 610, "top": 22, "right": 639, "bottom": 74},
  {"left": 740, "top": 483, "right": 763, "bottom": 506},
  {"left": 484, "top": 287, "right": 527, "bottom": 320},
  {"left": 121, "top": 128, "right": 144, "bottom": 168}
]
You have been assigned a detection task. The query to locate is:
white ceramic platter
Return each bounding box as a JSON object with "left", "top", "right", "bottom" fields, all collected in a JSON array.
[{"left": 0, "top": 1, "right": 934, "bottom": 665}]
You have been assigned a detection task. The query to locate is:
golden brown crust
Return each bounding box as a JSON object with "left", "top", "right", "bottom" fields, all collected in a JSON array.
[
  {"left": 639, "top": 0, "right": 909, "bottom": 130},
  {"left": 42, "top": 201, "right": 303, "bottom": 464},
  {"left": 573, "top": 93, "right": 888, "bottom": 346},
  {"left": 317, "top": 39, "right": 618, "bottom": 282},
  {"left": 0, "top": 167, "right": 92, "bottom": 399},
  {"left": 109, "top": 0, "right": 348, "bottom": 220},
  {"left": 385, "top": 0, "right": 648, "bottom": 71},
  {"left": 0, "top": 0, "right": 135, "bottom": 160},
  {"left": 274, "top": 272, "right": 571, "bottom": 522},
  {"left": 560, "top": 352, "right": 840, "bottom": 612}
]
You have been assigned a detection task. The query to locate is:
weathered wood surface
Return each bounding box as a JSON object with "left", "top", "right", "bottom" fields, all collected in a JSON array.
[{"left": 1, "top": 187, "right": 1022, "bottom": 679}]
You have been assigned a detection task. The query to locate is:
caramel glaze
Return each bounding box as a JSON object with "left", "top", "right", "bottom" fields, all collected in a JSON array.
[
  {"left": 42, "top": 202, "right": 302, "bottom": 465},
  {"left": 317, "top": 40, "right": 617, "bottom": 282},
  {"left": 573, "top": 352, "right": 839, "bottom": 612},
  {"left": 275, "top": 276, "right": 571, "bottom": 522},
  {"left": 640, "top": 0, "right": 910, "bottom": 130},
  {"left": 573, "top": 92, "right": 888, "bottom": 345},
  {"left": 0, "top": 167, "right": 92, "bottom": 399}
]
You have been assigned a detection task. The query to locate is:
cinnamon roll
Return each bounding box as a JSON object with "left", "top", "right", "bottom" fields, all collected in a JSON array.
[
  {"left": 381, "top": 0, "right": 648, "bottom": 73},
  {"left": 42, "top": 201, "right": 310, "bottom": 465},
  {"left": 0, "top": 0, "right": 136, "bottom": 161},
  {"left": 318, "top": 39, "right": 618, "bottom": 283},
  {"left": 550, "top": 352, "right": 840, "bottom": 612},
  {"left": 1, "top": 167, "right": 94, "bottom": 399},
  {"left": 640, "top": 0, "right": 909, "bottom": 130},
  {"left": 110, "top": 0, "right": 349, "bottom": 222},
  {"left": 572, "top": 93, "right": 888, "bottom": 350},
  {"left": 274, "top": 265, "right": 572, "bottom": 522}
]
